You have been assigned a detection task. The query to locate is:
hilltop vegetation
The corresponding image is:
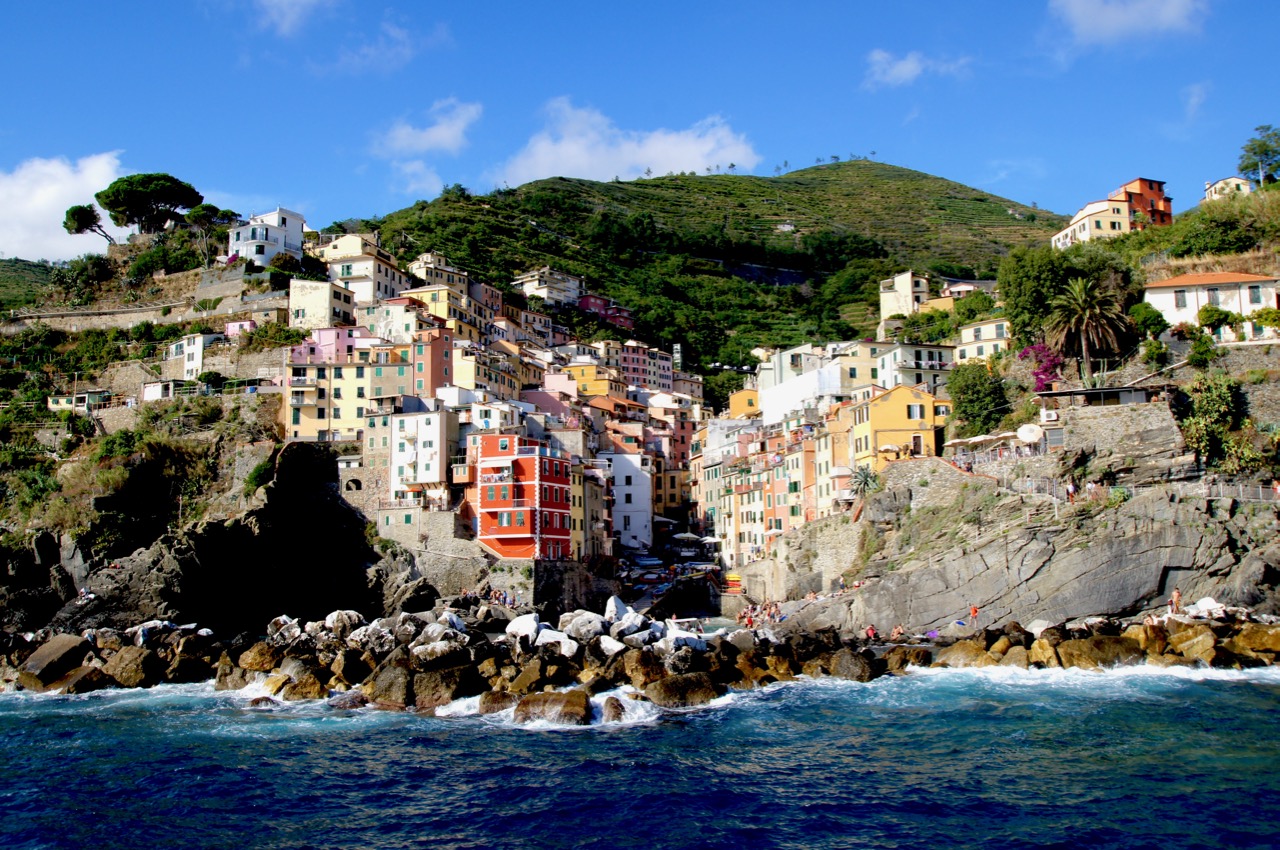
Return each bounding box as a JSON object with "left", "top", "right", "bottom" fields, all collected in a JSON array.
[
  {"left": 0, "top": 259, "right": 54, "bottom": 311},
  {"left": 363, "top": 161, "right": 1064, "bottom": 370}
]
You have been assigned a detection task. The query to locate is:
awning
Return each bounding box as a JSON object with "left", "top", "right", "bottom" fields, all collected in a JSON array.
[
  {"left": 701, "top": 536, "right": 721, "bottom": 544},
  {"left": 878, "top": 444, "right": 900, "bottom": 452},
  {"left": 943, "top": 438, "right": 968, "bottom": 447}
]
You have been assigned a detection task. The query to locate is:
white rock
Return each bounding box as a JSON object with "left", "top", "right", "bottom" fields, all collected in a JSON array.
[
  {"left": 610, "top": 611, "right": 647, "bottom": 638},
  {"left": 1187, "top": 597, "right": 1225, "bottom": 618},
  {"left": 1024, "top": 619, "right": 1055, "bottom": 639},
  {"left": 534, "top": 628, "right": 580, "bottom": 658},
  {"left": 324, "top": 610, "right": 366, "bottom": 633},
  {"left": 413, "top": 623, "right": 458, "bottom": 646},
  {"left": 505, "top": 613, "right": 542, "bottom": 640},
  {"left": 597, "top": 635, "right": 627, "bottom": 658},
  {"left": 303, "top": 620, "right": 326, "bottom": 637},
  {"left": 565, "top": 612, "right": 607, "bottom": 642},
  {"left": 411, "top": 641, "right": 461, "bottom": 664},
  {"left": 725, "top": 629, "right": 756, "bottom": 652},
  {"left": 603, "top": 596, "right": 628, "bottom": 623},
  {"left": 266, "top": 615, "right": 296, "bottom": 637},
  {"left": 347, "top": 625, "right": 396, "bottom": 655},
  {"left": 557, "top": 610, "right": 584, "bottom": 631},
  {"left": 438, "top": 611, "right": 467, "bottom": 632}
]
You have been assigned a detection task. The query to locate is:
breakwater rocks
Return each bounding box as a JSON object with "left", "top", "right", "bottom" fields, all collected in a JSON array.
[{"left": 4, "top": 597, "right": 1280, "bottom": 722}]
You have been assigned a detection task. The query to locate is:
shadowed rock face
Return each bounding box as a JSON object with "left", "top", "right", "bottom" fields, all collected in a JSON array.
[
  {"left": 46, "top": 443, "right": 383, "bottom": 637},
  {"left": 787, "top": 488, "right": 1280, "bottom": 634}
]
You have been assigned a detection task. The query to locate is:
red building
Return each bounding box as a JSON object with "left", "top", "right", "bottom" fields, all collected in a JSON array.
[
  {"left": 578, "top": 294, "right": 635, "bottom": 330},
  {"left": 466, "top": 434, "right": 572, "bottom": 559}
]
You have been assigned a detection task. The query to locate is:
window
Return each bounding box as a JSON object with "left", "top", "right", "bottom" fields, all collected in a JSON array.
[
  {"left": 499, "top": 512, "right": 511, "bottom": 527},
  {"left": 498, "top": 438, "right": 509, "bottom": 451},
  {"left": 255, "top": 245, "right": 265, "bottom": 255},
  {"left": 515, "top": 512, "right": 525, "bottom": 527},
  {"left": 995, "top": 324, "right": 1006, "bottom": 339},
  {"left": 973, "top": 327, "right": 982, "bottom": 341},
  {"left": 332, "top": 408, "right": 341, "bottom": 419},
  {"left": 871, "top": 368, "right": 878, "bottom": 380},
  {"left": 1249, "top": 285, "right": 1262, "bottom": 305},
  {"left": 1175, "top": 290, "right": 1187, "bottom": 309},
  {"left": 487, "top": 486, "right": 495, "bottom": 501},
  {"left": 625, "top": 493, "right": 632, "bottom": 504},
  {"left": 625, "top": 475, "right": 633, "bottom": 485},
  {"left": 907, "top": 404, "right": 925, "bottom": 420},
  {"left": 356, "top": 366, "right": 364, "bottom": 379},
  {"left": 977, "top": 346, "right": 984, "bottom": 357},
  {"left": 1208, "top": 288, "right": 1221, "bottom": 306}
]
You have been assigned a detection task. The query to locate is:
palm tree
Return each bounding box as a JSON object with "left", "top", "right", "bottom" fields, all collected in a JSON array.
[{"left": 1045, "top": 276, "right": 1128, "bottom": 382}]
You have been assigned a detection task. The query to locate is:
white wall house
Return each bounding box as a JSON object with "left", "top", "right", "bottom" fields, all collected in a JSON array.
[
  {"left": 389, "top": 404, "right": 456, "bottom": 509},
  {"left": 877, "top": 270, "right": 929, "bottom": 337},
  {"left": 955, "top": 318, "right": 1010, "bottom": 362},
  {"left": 513, "top": 267, "right": 585, "bottom": 307},
  {"left": 166, "top": 333, "right": 224, "bottom": 381},
  {"left": 876, "top": 343, "right": 954, "bottom": 396},
  {"left": 1204, "top": 177, "right": 1252, "bottom": 203},
  {"left": 598, "top": 451, "right": 653, "bottom": 550},
  {"left": 229, "top": 208, "right": 305, "bottom": 267},
  {"left": 1144, "top": 272, "right": 1280, "bottom": 341}
]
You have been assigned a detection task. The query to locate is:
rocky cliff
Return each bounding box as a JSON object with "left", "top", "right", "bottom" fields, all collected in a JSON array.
[{"left": 787, "top": 484, "right": 1280, "bottom": 634}]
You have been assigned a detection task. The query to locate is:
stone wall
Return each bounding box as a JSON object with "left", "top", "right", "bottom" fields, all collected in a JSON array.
[
  {"left": 738, "top": 513, "right": 866, "bottom": 601},
  {"left": 881, "top": 457, "right": 996, "bottom": 511},
  {"left": 94, "top": 406, "right": 140, "bottom": 435}
]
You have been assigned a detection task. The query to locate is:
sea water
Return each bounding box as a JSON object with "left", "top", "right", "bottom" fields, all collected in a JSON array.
[{"left": 3, "top": 666, "right": 1279, "bottom": 850}]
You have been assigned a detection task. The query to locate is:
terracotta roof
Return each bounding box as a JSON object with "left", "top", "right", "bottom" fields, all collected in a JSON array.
[{"left": 1145, "top": 271, "right": 1276, "bottom": 289}]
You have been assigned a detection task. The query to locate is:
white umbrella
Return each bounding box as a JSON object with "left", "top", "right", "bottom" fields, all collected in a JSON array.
[
  {"left": 700, "top": 536, "right": 721, "bottom": 544},
  {"left": 672, "top": 532, "right": 701, "bottom": 541}
]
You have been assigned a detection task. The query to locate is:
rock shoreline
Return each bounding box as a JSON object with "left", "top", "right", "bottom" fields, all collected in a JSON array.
[{"left": 4, "top": 595, "right": 1280, "bottom": 723}]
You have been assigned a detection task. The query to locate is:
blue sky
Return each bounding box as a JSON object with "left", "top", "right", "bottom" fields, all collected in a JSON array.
[{"left": 1, "top": 0, "right": 1276, "bottom": 261}]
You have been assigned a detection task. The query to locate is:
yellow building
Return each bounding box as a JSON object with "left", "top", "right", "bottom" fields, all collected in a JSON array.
[
  {"left": 955, "top": 317, "right": 1010, "bottom": 363},
  {"left": 564, "top": 360, "right": 625, "bottom": 398},
  {"left": 728, "top": 387, "right": 760, "bottom": 419},
  {"left": 283, "top": 359, "right": 373, "bottom": 442},
  {"left": 400, "top": 284, "right": 483, "bottom": 343},
  {"left": 289, "top": 279, "right": 354, "bottom": 330},
  {"left": 849, "top": 385, "right": 948, "bottom": 472}
]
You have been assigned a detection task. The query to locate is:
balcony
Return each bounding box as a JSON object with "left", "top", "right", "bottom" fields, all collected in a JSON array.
[
  {"left": 289, "top": 376, "right": 317, "bottom": 387},
  {"left": 480, "top": 499, "right": 536, "bottom": 511},
  {"left": 898, "top": 360, "right": 952, "bottom": 371},
  {"left": 289, "top": 396, "right": 316, "bottom": 407}
]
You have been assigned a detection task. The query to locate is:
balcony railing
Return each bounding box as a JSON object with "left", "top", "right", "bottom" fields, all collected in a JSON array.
[
  {"left": 289, "top": 376, "right": 317, "bottom": 386},
  {"left": 480, "top": 500, "right": 536, "bottom": 510},
  {"left": 898, "top": 360, "right": 952, "bottom": 371}
]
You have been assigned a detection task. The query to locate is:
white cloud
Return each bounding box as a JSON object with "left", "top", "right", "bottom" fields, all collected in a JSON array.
[
  {"left": 311, "top": 19, "right": 448, "bottom": 75},
  {"left": 253, "top": 0, "right": 334, "bottom": 36},
  {"left": 377, "top": 98, "right": 483, "bottom": 158},
  {"left": 1182, "top": 81, "right": 1209, "bottom": 123},
  {"left": 863, "top": 49, "right": 970, "bottom": 90},
  {"left": 392, "top": 161, "right": 444, "bottom": 198},
  {"left": 1048, "top": 0, "right": 1207, "bottom": 45},
  {"left": 494, "top": 98, "right": 762, "bottom": 187},
  {"left": 0, "top": 152, "right": 130, "bottom": 262}
]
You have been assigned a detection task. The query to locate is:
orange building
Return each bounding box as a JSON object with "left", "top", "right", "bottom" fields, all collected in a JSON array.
[
  {"left": 465, "top": 434, "right": 573, "bottom": 560},
  {"left": 1112, "top": 177, "right": 1173, "bottom": 228}
]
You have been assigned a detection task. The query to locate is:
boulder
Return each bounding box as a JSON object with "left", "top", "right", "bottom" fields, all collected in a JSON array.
[
  {"left": 237, "top": 642, "right": 280, "bottom": 673},
  {"left": 347, "top": 625, "right": 396, "bottom": 656},
  {"left": 505, "top": 613, "right": 542, "bottom": 641},
  {"left": 1000, "top": 646, "right": 1030, "bottom": 668},
  {"left": 1028, "top": 639, "right": 1062, "bottom": 668},
  {"left": 883, "top": 645, "right": 932, "bottom": 674},
  {"left": 413, "top": 665, "right": 486, "bottom": 711},
  {"left": 623, "top": 649, "right": 668, "bottom": 689},
  {"left": 802, "top": 648, "right": 874, "bottom": 682},
  {"left": 262, "top": 672, "right": 292, "bottom": 696},
  {"left": 1168, "top": 625, "right": 1218, "bottom": 663},
  {"left": 281, "top": 669, "right": 329, "bottom": 701},
  {"left": 1122, "top": 624, "right": 1169, "bottom": 655},
  {"left": 933, "top": 640, "right": 997, "bottom": 669},
  {"left": 1147, "top": 653, "right": 1198, "bottom": 668},
  {"left": 601, "top": 696, "right": 626, "bottom": 723},
  {"left": 596, "top": 636, "right": 627, "bottom": 659},
  {"left": 988, "top": 636, "right": 1012, "bottom": 657},
  {"left": 103, "top": 646, "right": 167, "bottom": 689},
  {"left": 364, "top": 648, "right": 413, "bottom": 709},
  {"left": 214, "top": 657, "right": 249, "bottom": 692},
  {"left": 534, "top": 629, "right": 580, "bottom": 658},
  {"left": 266, "top": 616, "right": 301, "bottom": 646},
  {"left": 1055, "top": 636, "right": 1143, "bottom": 670},
  {"left": 609, "top": 611, "right": 648, "bottom": 640},
  {"left": 56, "top": 666, "right": 115, "bottom": 695},
  {"left": 1230, "top": 623, "right": 1280, "bottom": 654},
  {"left": 18, "top": 634, "right": 90, "bottom": 692},
  {"left": 510, "top": 658, "right": 549, "bottom": 695},
  {"left": 603, "top": 596, "right": 628, "bottom": 623},
  {"left": 166, "top": 655, "right": 212, "bottom": 684},
  {"left": 248, "top": 696, "right": 280, "bottom": 709},
  {"left": 513, "top": 689, "right": 592, "bottom": 725},
  {"left": 478, "top": 690, "right": 520, "bottom": 715},
  {"left": 411, "top": 641, "right": 469, "bottom": 669},
  {"left": 324, "top": 610, "right": 366, "bottom": 640},
  {"left": 644, "top": 672, "right": 723, "bottom": 708},
  {"left": 327, "top": 690, "right": 370, "bottom": 710},
  {"left": 564, "top": 612, "right": 608, "bottom": 642}
]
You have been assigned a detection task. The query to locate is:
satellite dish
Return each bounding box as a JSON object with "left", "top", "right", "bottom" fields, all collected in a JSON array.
[{"left": 1017, "top": 424, "right": 1045, "bottom": 444}]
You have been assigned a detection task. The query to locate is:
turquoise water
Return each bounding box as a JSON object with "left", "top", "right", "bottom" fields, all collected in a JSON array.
[{"left": 3, "top": 666, "right": 1279, "bottom": 849}]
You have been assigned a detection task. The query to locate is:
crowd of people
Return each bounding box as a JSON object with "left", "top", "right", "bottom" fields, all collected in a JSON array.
[{"left": 737, "top": 601, "right": 784, "bottom": 628}]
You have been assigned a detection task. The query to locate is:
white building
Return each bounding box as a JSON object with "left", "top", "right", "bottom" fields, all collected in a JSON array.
[
  {"left": 1203, "top": 177, "right": 1252, "bottom": 203},
  {"left": 388, "top": 402, "right": 457, "bottom": 510},
  {"left": 877, "top": 270, "right": 929, "bottom": 337},
  {"left": 514, "top": 267, "right": 585, "bottom": 307},
  {"left": 166, "top": 333, "right": 224, "bottom": 381},
  {"left": 310, "top": 234, "right": 410, "bottom": 303},
  {"left": 955, "top": 317, "right": 1010, "bottom": 362},
  {"left": 1144, "top": 272, "right": 1280, "bottom": 341},
  {"left": 876, "top": 343, "right": 954, "bottom": 395},
  {"left": 289, "top": 279, "right": 354, "bottom": 330},
  {"left": 229, "top": 208, "right": 305, "bottom": 267},
  {"left": 598, "top": 451, "right": 654, "bottom": 550}
]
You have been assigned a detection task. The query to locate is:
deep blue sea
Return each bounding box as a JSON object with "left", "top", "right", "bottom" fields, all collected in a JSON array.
[{"left": 3, "top": 666, "right": 1280, "bottom": 850}]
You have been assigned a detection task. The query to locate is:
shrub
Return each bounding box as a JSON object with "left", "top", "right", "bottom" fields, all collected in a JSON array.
[
  {"left": 243, "top": 457, "right": 275, "bottom": 495},
  {"left": 1142, "top": 339, "right": 1169, "bottom": 367},
  {"left": 1187, "top": 334, "right": 1220, "bottom": 369},
  {"left": 1246, "top": 369, "right": 1269, "bottom": 384}
]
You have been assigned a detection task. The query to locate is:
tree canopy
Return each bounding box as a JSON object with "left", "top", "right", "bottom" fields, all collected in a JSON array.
[
  {"left": 94, "top": 173, "right": 204, "bottom": 234},
  {"left": 1238, "top": 124, "right": 1280, "bottom": 187},
  {"left": 947, "top": 361, "right": 1008, "bottom": 437},
  {"left": 62, "top": 205, "right": 115, "bottom": 245},
  {"left": 1044, "top": 276, "right": 1129, "bottom": 381}
]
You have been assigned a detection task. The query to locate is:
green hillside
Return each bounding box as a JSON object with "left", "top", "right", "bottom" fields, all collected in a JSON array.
[
  {"left": 367, "top": 161, "right": 1063, "bottom": 372},
  {"left": 0, "top": 258, "right": 53, "bottom": 310}
]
